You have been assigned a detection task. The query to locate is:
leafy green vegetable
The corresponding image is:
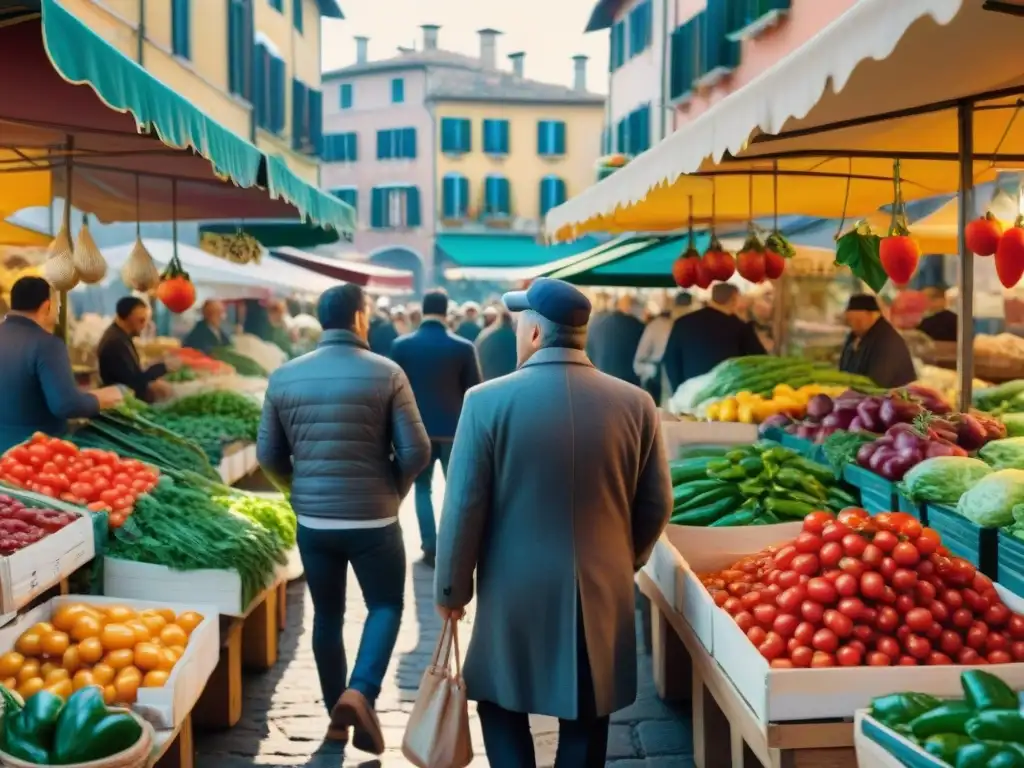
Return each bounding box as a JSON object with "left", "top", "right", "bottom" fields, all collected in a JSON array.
[
  {"left": 958, "top": 469, "right": 1024, "bottom": 528},
  {"left": 900, "top": 457, "right": 993, "bottom": 504},
  {"left": 213, "top": 493, "right": 296, "bottom": 548},
  {"left": 835, "top": 228, "right": 887, "bottom": 293},
  {"left": 821, "top": 430, "right": 875, "bottom": 477},
  {"left": 999, "top": 413, "right": 1024, "bottom": 438},
  {"left": 210, "top": 348, "right": 267, "bottom": 377},
  {"left": 979, "top": 437, "right": 1024, "bottom": 470}
]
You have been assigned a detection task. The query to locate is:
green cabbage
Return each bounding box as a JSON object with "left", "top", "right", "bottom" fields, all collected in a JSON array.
[
  {"left": 979, "top": 437, "right": 1024, "bottom": 470},
  {"left": 1000, "top": 414, "right": 1024, "bottom": 438},
  {"left": 900, "top": 457, "right": 992, "bottom": 504},
  {"left": 957, "top": 469, "right": 1024, "bottom": 527}
]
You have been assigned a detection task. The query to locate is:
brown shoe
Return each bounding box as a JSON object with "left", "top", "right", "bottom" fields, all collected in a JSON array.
[
  {"left": 330, "top": 689, "right": 384, "bottom": 755},
  {"left": 324, "top": 724, "right": 349, "bottom": 744}
]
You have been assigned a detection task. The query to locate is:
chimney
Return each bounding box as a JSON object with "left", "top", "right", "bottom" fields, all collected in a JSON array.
[
  {"left": 508, "top": 51, "right": 524, "bottom": 78},
  {"left": 354, "top": 36, "right": 368, "bottom": 64},
  {"left": 421, "top": 24, "right": 440, "bottom": 51},
  {"left": 572, "top": 54, "right": 588, "bottom": 92},
  {"left": 477, "top": 28, "right": 502, "bottom": 69}
]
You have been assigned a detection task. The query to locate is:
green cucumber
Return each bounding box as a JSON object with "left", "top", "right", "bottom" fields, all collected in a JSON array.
[{"left": 671, "top": 497, "right": 739, "bottom": 526}]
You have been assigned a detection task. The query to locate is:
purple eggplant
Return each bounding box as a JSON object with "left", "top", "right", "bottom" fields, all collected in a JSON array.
[
  {"left": 879, "top": 397, "right": 925, "bottom": 428},
  {"left": 869, "top": 447, "right": 893, "bottom": 473},
  {"left": 831, "top": 407, "right": 859, "bottom": 429},
  {"left": 881, "top": 454, "right": 916, "bottom": 481},
  {"left": 848, "top": 417, "right": 866, "bottom": 432},
  {"left": 806, "top": 394, "right": 834, "bottom": 421},
  {"left": 955, "top": 414, "right": 988, "bottom": 451},
  {"left": 856, "top": 398, "right": 882, "bottom": 432},
  {"left": 893, "top": 429, "right": 923, "bottom": 453}
]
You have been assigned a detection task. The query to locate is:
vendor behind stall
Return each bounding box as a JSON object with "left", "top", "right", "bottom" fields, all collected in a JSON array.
[
  {"left": 97, "top": 297, "right": 177, "bottom": 403},
  {"left": 839, "top": 293, "right": 917, "bottom": 388},
  {"left": 182, "top": 299, "right": 232, "bottom": 354},
  {"left": 0, "top": 277, "right": 122, "bottom": 451},
  {"left": 917, "top": 286, "right": 957, "bottom": 342}
]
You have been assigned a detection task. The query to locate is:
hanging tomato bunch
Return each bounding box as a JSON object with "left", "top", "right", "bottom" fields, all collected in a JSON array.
[
  {"left": 965, "top": 212, "right": 1003, "bottom": 257},
  {"left": 701, "top": 235, "right": 735, "bottom": 283},
  {"left": 155, "top": 251, "right": 196, "bottom": 314},
  {"left": 996, "top": 215, "right": 1024, "bottom": 289},
  {"left": 879, "top": 160, "right": 920, "bottom": 286}
]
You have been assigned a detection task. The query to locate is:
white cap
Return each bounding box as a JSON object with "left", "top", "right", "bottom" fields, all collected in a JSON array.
[{"left": 376, "top": 296, "right": 391, "bottom": 311}]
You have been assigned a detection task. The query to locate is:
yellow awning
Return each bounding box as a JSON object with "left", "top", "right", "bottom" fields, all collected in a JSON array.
[
  {"left": 0, "top": 222, "right": 49, "bottom": 247},
  {"left": 545, "top": 0, "right": 1024, "bottom": 242}
]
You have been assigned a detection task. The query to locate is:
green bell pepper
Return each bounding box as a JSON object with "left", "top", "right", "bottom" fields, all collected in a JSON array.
[
  {"left": 989, "top": 745, "right": 1024, "bottom": 768},
  {"left": 738, "top": 457, "right": 765, "bottom": 476},
  {"left": 3, "top": 690, "right": 62, "bottom": 763},
  {"left": 910, "top": 702, "right": 973, "bottom": 738},
  {"left": 962, "top": 669, "right": 1018, "bottom": 712},
  {"left": 871, "top": 693, "right": 942, "bottom": 727},
  {"left": 922, "top": 733, "right": 973, "bottom": 763},
  {"left": 964, "top": 710, "right": 1024, "bottom": 742},
  {"left": 955, "top": 742, "right": 1001, "bottom": 768},
  {"left": 50, "top": 686, "right": 142, "bottom": 764}
]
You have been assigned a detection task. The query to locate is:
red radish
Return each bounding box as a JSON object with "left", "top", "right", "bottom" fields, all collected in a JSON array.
[
  {"left": 996, "top": 222, "right": 1024, "bottom": 289},
  {"left": 965, "top": 213, "right": 1003, "bottom": 256},
  {"left": 702, "top": 238, "right": 736, "bottom": 282},
  {"left": 764, "top": 249, "right": 786, "bottom": 280},
  {"left": 880, "top": 235, "right": 919, "bottom": 285}
]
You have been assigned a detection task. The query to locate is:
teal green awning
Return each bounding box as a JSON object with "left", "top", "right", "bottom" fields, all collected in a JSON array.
[
  {"left": 436, "top": 233, "right": 601, "bottom": 269},
  {"left": 546, "top": 235, "right": 706, "bottom": 287},
  {"left": 316, "top": 0, "right": 345, "bottom": 18},
  {"left": 39, "top": 0, "right": 354, "bottom": 235},
  {"left": 201, "top": 221, "right": 341, "bottom": 248}
]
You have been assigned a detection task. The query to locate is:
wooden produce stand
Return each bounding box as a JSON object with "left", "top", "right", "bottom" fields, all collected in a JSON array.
[{"left": 638, "top": 570, "right": 857, "bottom": 768}]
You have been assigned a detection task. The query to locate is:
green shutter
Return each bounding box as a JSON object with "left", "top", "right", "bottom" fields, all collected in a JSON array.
[
  {"left": 340, "top": 83, "right": 352, "bottom": 109},
  {"left": 172, "top": 0, "right": 190, "bottom": 59},
  {"left": 402, "top": 127, "right": 416, "bottom": 158},
  {"left": 309, "top": 89, "right": 322, "bottom": 156},
  {"left": 292, "top": 0, "right": 303, "bottom": 32},
  {"left": 498, "top": 177, "right": 510, "bottom": 215},
  {"left": 291, "top": 79, "right": 303, "bottom": 149},
  {"left": 554, "top": 122, "right": 566, "bottom": 155},
  {"left": 227, "top": 0, "right": 246, "bottom": 96},
  {"left": 442, "top": 175, "right": 455, "bottom": 218},
  {"left": 347, "top": 132, "right": 357, "bottom": 161},
  {"left": 371, "top": 187, "right": 384, "bottom": 227},
  {"left": 377, "top": 130, "right": 390, "bottom": 159},
  {"left": 253, "top": 44, "right": 267, "bottom": 129},
  {"left": 405, "top": 187, "right": 421, "bottom": 227},
  {"left": 270, "top": 57, "right": 286, "bottom": 133},
  {"left": 701, "top": 3, "right": 740, "bottom": 78}
]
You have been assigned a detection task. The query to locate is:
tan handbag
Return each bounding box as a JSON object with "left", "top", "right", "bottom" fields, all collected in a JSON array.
[{"left": 402, "top": 618, "right": 473, "bottom": 768}]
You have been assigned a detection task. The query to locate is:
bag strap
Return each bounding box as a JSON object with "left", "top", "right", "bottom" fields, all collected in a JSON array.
[
  {"left": 450, "top": 619, "right": 462, "bottom": 678},
  {"left": 431, "top": 618, "right": 454, "bottom": 669}
]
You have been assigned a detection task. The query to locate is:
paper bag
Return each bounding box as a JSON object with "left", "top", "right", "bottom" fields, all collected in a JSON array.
[{"left": 402, "top": 618, "right": 473, "bottom": 768}]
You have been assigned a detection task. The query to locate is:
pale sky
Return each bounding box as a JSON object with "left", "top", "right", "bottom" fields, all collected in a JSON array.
[{"left": 320, "top": 0, "right": 610, "bottom": 92}]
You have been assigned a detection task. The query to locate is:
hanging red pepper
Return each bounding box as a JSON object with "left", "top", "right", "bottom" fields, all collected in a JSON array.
[
  {"left": 996, "top": 213, "right": 1024, "bottom": 289},
  {"left": 879, "top": 159, "right": 920, "bottom": 285}
]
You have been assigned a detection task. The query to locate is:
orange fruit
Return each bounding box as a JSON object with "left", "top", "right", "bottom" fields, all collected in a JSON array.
[
  {"left": 114, "top": 667, "right": 141, "bottom": 704},
  {"left": 91, "top": 663, "right": 115, "bottom": 686},
  {"left": 125, "top": 621, "right": 150, "bottom": 643},
  {"left": 17, "top": 677, "right": 44, "bottom": 699},
  {"left": 77, "top": 637, "right": 104, "bottom": 664},
  {"left": 15, "top": 632, "right": 41, "bottom": 657},
  {"left": 168, "top": 645, "right": 186, "bottom": 659},
  {"left": 104, "top": 606, "right": 137, "bottom": 622},
  {"left": 150, "top": 608, "right": 176, "bottom": 624},
  {"left": 40, "top": 662, "right": 58, "bottom": 679},
  {"left": 41, "top": 631, "right": 69, "bottom": 658},
  {"left": 175, "top": 612, "right": 204, "bottom": 635},
  {"left": 30, "top": 622, "right": 55, "bottom": 636},
  {"left": 62, "top": 645, "right": 81, "bottom": 675},
  {"left": 133, "top": 643, "right": 162, "bottom": 672},
  {"left": 159, "top": 625, "right": 188, "bottom": 648},
  {"left": 45, "top": 668, "right": 69, "bottom": 684},
  {"left": 72, "top": 670, "right": 95, "bottom": 691},
  {"left": 103, "top": 649, "right": 134, "bottom": 670},
  {"left": 46, "top": 679, "right": 73, "bottom": 699},
  {"left": 1, "top": 677, "right": 16, "bottom": 691},
  {"left": 157, "top": 648, "right": 178, "bottom": 671},
  {"left": 70, "top": 615, "right": 102, "bottom": 642},
  {"left": 142, "top": 670, "right": 169, "bottom": 688},
  {"left": 102, "top": 684, "right": 117, "bottom": 705},
  {"left": 52, "top": 604, "right": 91, "bottom": 633},
  {"left": 100, "top": 624, "right": 136, "bottom": 651},
  {"left": 139, "top": 614, "right": 166, "bottom": 635},
  {"left": 0, "top": 652, "right": 24, "bottom": 678},
  {"left": 17, "top": 660, "right": 40, "bottom": 684}
]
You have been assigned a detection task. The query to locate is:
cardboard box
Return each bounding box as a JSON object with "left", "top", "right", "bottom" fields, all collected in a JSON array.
[
  {"left": 218, "top": 442, "right": 258, "bottom": 486},
  {"left": 665, "top": 523, "right": 801, "bottom": 652},
  {"left": 0, "top": 595, "right": 219, "bottom": 729},
  {"left": 0, "top": 513, "right": 94, "bottom": 619},
  {"left": 854, "top": 710, "right": 944, "bottom": 768},
  {"left": 104, "top": 557, "right": 287, "bottom": 617},
  {"left": 661, "top": 421, "right": 758, "bottom": 458},
  {"left": 710, "top": 573, "right": 1024, "bottom": 722}
]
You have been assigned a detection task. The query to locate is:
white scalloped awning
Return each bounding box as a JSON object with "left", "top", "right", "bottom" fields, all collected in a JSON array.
[{"left": 546, "top": 0, "right": 1024, "bottom": 241}]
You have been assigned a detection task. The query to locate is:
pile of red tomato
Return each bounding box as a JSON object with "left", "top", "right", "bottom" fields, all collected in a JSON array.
[
  {"left": 0, "top": 433, "right": 158, "bottom": 528},
  {"left": 700, "top": 508, "right": 1024, "bottom": 668}
]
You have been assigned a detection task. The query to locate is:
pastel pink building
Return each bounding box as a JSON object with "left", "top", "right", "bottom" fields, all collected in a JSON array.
[{"left": 587, "top": 0, "right": 858, "bottom": 152}]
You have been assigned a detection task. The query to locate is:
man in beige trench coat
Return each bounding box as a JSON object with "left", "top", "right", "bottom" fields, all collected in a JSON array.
[{"left": 435, "top": 278, "right": 673, "bottom": 768}]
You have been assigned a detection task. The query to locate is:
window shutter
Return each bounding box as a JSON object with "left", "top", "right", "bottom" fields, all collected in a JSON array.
[
  {"left": 340, "top": 83, "right": 352, "bottom": 109},
  {"left": 376, "top": 130, "right": 389, "bottom": 160},
  {"left": 370, "top": 188, "right": 384, "bottom": 227},
  {"left": 405, "top": 187, "right": 421, "bottom": 227},
  {"left": 616, "top": 119, "right": 627, "bottom": 154},
  {"left": 292, "top": 0, "right": 302, "bottom": 32},
  {"left": 554, "top": 122, "right": 566, "bottom": 155},
  {"left": 536, "top": 121, "right": 546, "bottom": 155},
  {"left": 403, "top": 127, "right": 416, "bottom": 158},
  {"left": 482, "top": 120, "right": 493, "bottom": 153},
  {"left": 269, "top": 57, "right": 285, "bottom": 133},
  {"left": 172, "top": 0, "right": 190, "bottom": 59},
  {"left": 291, "top": 79, "right": 303, "bottom": 149},
  {"left": 554, "top": 177, "right": 567, "bottom": 207},
  {"left": 310, "top": 89, "right": 323, "bottom": 155},
  {"left": 463, "top": 119, "right": 472, "bottom": 152},
  {"left": 227, "top": 0, "right": 245, "bottom": 96},
  {"left": 347, "top": 132, "right": 357, "bottom": 161},
  {"left": 457, "top": 176, "right": 469, "bottom": 217},
  {"left": 442, "top": 176, "right": 455, "bottom": 218},
  {"left": 539, "top": 178, "right": 550, "bottom": 217},
  {"left": 500, "top": 120, "right": 510, "bottom": 153}
]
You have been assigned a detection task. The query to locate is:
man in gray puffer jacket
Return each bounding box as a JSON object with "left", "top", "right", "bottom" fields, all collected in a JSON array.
[{"left": 257, "top": 283, "right": 430, "bottom": 755}]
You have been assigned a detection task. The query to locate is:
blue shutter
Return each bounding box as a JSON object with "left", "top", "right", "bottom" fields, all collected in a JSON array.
[
  {"left": 172, "top": 0, "right": 190, "bottom": 59},
  {"left": 554, "top": 122, "right": 566, "bottom": 155},
  {"left": 376, "top": 130, "right": 390, "bottom": 159},
  {"left": 227, "top": 0, "right": 246, "bottom": 96},
  {"left": 292, "top": 0, "right": 303, "bottom": 31},
  {"left": 370, "top": 188, "right": 384, "bottom": 227},
  {"left": 269, "top": 57, "right": 285, "bottom": 133},
  {"left": 554, "top": 177, "right": 567, "bottom": 207},
  {"left": 457, "top": 176, "right": 469, "bottom": 217},
  {"left": 403, "top": 127, "right": 416, "bottom": 158},
  {"left": 253, "top": 44, "right": 267, "bottom": 129},
  {"left": 537, "top": 121, "right": 546, "bottom": 155},
  {"left": 482, "top": 120, "right": 493, "bottom": 153},
  {"left": 309, "top": 89, "right": 323, "bottom": 156},
  {"left": 539, "top": 178, "right": 551, "bottom": 217},
  {"left": 291, "top": 79, "right": 303, "bottom": 149},
  {"left": 499, "top": 120, "right": 510, "bottom": 153},
  {"left": 442, "top": 175, "right": 455, "bottom": 218},
  {"left": 484, "top": 176, "right": 495, "bottom": 214},
  {"left": 340, "top": 83, "right": 352, "bottom": 109},
  {"left": 347, "top": 132, "right": 357, "bottom": 161},
  {"left": 616, "top": 118, "right": 628, "bottom": 153},
  {"left": 405, "top": 187, "right": 421, "bottom": 227},
  {"left": 462, "top": 119, "right": 472, "bottom": 152},
  {"left": 702, "top": 0, "right": 741, "bottom": 76},
  {"left": 498, "top": 177, "right": 510, "bottom": 215},
  {"left": 391, "top": 78, "right": 405, "bottom": 104}
]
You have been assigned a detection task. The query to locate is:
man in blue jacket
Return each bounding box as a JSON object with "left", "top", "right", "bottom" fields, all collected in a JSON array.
[
  {"left": 0, "top": 277, "right": 122, "bottom": 451},
  {"left": 391, "top": 288, "right": 482, "bottom": 567}
]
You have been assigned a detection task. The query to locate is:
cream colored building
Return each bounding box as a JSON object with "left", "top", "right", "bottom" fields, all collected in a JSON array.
[{"left": 58, "top": 0, "right": 342, "bottom": 183}]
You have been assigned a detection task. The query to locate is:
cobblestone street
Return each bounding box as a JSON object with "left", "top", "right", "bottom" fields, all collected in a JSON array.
[{"left": 195, "top": 474, "right": 694, "bottom": 767}]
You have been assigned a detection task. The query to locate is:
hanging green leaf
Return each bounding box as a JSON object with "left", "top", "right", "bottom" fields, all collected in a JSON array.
[{"left": 835, "top": 229, "right": 887, "bottom": 293}]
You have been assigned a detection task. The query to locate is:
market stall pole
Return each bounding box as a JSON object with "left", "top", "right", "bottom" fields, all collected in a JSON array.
[{"left": 957, "top": 102, "right": 975, "bottom": 413}]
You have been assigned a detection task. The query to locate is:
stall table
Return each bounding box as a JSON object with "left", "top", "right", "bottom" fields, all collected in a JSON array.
[{"left": 638, "top": 571, "right": 857, "bottom": 768}]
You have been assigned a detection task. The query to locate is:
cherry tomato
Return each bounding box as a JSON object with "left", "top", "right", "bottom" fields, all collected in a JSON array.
[
  {"left": 958, "top": 647, "right": 985, "bottom": 665},
  {"left": 929, "top": 601, "right": 950, "bottom": 625},
  {"left": 791, "top": 554, "right": 819, "bottom": 577},
  {"left": 823, "top": 610, "right": 854, "bottom": 638},
  {"left": 836, "top": 645, "right": 862, "bottom": 667},
  {"left": 805, "top": 577, "right": 837, "bottom": 605},
  {"left": 867, "top": 651, "right": 891, "bottom": 666},
  {"left": 988, "top": 650, "right": 1013, "bottom": 664},
  {"left": 1011, "top": 642, "right": 1024, "bottom": 661},
  {"left": 915, "top": 580, "right": 937, "bottom": 604},
  {"left": 966, "top": 624, "right": 989, "bottom": 650},
  {"left": 905, "top": 634, "right": 931, "bottom": 660},
  {"left": 812, "top": 628, "right": 838, "bottom": 653},
  {"left": 986, "top": 632, "right": 1009, "bottom": 654},
  {"left": 802, "top": 511, "right": 834, "bottom": 535},
  {"left": 801, "top": 601, "right": 824, "bottom": 624},
  {"left": 892, "top": 542, "right": 921, "bottom": 567},
  {"left": 747, "top": 626, "right": 767, "bottom": 646},
  {"left": 952, "top": 608, "right": 974, "bottom": 630},
  {"left": 789, "top": 646, "right": 813, "bottom": 668},
  {"left": 777, "top": 570, "right": 801, "bottom": 590},
  {"left": 888, "top": 568, "right": 916, "bottom": 594},
  {"left": 852, "top": 624, "right": 876, "bottom": 645},
  {"left": 819, "top": 542, "right": 843, "bottom": 568},
  {"left": 793, "top": 622, "right": 816, "bottom": 646},
  {"left": 948, "top": 559, "right": 977, "bottom": 587},
  {"left": 963, "top": 589, "right": 990, "bottom": 615},
  {"left": 834, "top": 573, "right": 858, "bottom": 598},
  {"left": 735, "top": 612, "right": 756, "bottom": 633},
  {"left": 837, "top": 597, "right": 866, "bottom": 620},
  {"left": 839, "top": 534, "right": 866, "bottom": 559},
  {"left": 773, "top": 614, "right": 799, "bottom": 639},
  {"left": 838, "top": 557, "right": 865, "bottom": 577},
  {"left": 810, "top": 651, "right": 836, "bottom": 668},
  {"left": 876, "top": 636, "right": 901, "bottom": 660},
  {"left": 1008, "top": 614, "right": 1024, "bottom": 640},
  {"left": 722, "top": 597, "right": 742, "bottom": 615},
  {"left": 985, "top": 603, "right": 1010, "bottom": 627},
  {"left": 822, "top": 522, "right": 852, "bottom": 544},
  {"left": 777, "top": 586, "right": 806, "bottom": 614},
  {"left": 895, "top": 595, "right": 916, "bottom": 615},
  {"left": 926, "top": 651, "right": 953, "bottom": 666},
  {"left": 860, "top": 572, "right": 885, "bottom": 600},
  {"left": 759, "top": 632, "right": 786, "bottom": 661},
  {"left": 915, "top": 529, "right": 940, "bottom": 556},
  {"left": 899, "top": 518, "right": 923, "bottom": 540},
  {"left": 837, "top": 508, "right": 868, "bottom": 526},
  {"left": 740, "top": 591, "right": 762, "bottom": 610},
  {"left": 917, "top": 559, "right": 936, "bottom": 579},
  {"left": 794, "top": 532, "right": 823, "bottom": 554},
  {"left": 860, "top": 543, "right": 884, "bottom": 568},
  {"left": 876, "top": 606, "right": 900, "bottom": 634},
  {"left": 770, "top": 658, "right": 794, "bottom": 669},
  {"left": 871, "top": 530, "right": 898, "bottom": 554},
  {"left": 752, "top": 604, "right": 777, "bottom": 627},
  {"left": 904, "top": 608, "right": 932, "bottom": 633},
  {"left": 774, "top": 546, "right": 797, "bottom": 570}
]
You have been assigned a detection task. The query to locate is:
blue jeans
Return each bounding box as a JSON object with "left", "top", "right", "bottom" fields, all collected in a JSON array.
[
  {"left": 297, "top": 523, "right": 406, "bottom": 711},
  {"left": 413, "top": 440, "right": 451, "bottom": 555}
]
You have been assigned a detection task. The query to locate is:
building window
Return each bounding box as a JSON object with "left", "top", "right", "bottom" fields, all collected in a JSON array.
[
  {"left": 376, "top": 128, "right": 417, "bottom": 160},
  {"left": 269, "top": 0, "right": 283, "bottom": 11},
  {"left": 254, "top": 44, "right": 286, "bottom": 134},
  {"left": 483, "top": 175, "right": 511, "bottom": 217},
  {"left": 616, "top": 105, "right": 651, "bottom": 155},
  {"left": 537, "top": 120, "right": 567, "bottom": 156},
  {"left": 331, "top": 187, "right": 357, "bottom": 212},
  {"left": 669, "top": 15, "right": 702, "bottom": 102},
  {"left": 339, "top": 83, "right": 353, "bottom": 110},
  {"left": 323, "top": 133, "right": 358, "bottom": 162},
  {"left": 391, "top": 78, "right": 405, "bottom": 104},
  {"left": 440, "top": 117, "right": 471, "bottom": 154},
  {"left": 726, "top": 0, "right": 791, "bottom": 39},
  {"left": 441, "top": 173, "right": 469, "bottom": 220},
  {"left": 700, "top": 2, "right": 740, "bottom": 82},
  {"left": 629, "top": 1, "right": 653, "bottom": 57},
  {"left": 227, "top": 0, "right": 251, "bottom": 98},
  {"left": 292, "top": 0, "right": 303, "bottom": 32},
  {"left": 609, "top": 19, "right": 626, "bottom": 71},
  {"left": 171, "top": 0, "right": 191, "bottom": 59},
  {"left": 371, "top": 186, "right": 421, "bottom": 229},
  {"left": 482, "top": 119, "right": 510, "bottom": 155},
  {"left": 291, "top": 79, "right": 322, "bottom": 155},
  {"left": 539, "top": 176, "right": 567, "bottom": 217}
]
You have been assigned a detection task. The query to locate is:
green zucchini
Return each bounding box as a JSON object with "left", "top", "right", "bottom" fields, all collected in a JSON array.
[
  {"left": 673, "top": 485, "right": 740, "bottom": 513},
  {"left": 671, "top": 497, "right": 739, "bottom": 526}
]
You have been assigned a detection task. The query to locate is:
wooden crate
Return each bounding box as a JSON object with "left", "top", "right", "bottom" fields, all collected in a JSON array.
[
  {"left": 638, "top": 572, "right": 857, "bottom": 768},
  {"left": 152, "top": 714, "right": 194, "bottom": 768}
]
